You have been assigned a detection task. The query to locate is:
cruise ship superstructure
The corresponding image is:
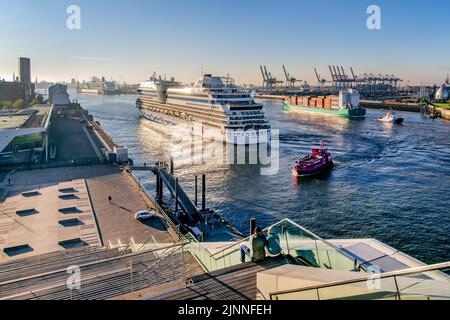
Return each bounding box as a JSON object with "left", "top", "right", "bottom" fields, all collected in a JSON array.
[{"left": 136, "top": 74, "right": 271, "bottom": 145}]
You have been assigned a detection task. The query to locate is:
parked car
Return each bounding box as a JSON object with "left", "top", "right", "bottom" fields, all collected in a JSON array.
[{"left": 134, "top": 210, "right": 157, "bottom": 221}]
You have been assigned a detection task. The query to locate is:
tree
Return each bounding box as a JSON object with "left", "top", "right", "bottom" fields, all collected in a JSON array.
[
  {"left": 29, "top": 99, "right": 39, "bottom": 107},
  {"left": 37, "top": 94, "right": 44, "bottom": 104},
  {"left": 13, "top": 99, "right": 25, "bottom": 109},
  {"left": 0, "top": 100, "right": 13, "bottom": 109}
]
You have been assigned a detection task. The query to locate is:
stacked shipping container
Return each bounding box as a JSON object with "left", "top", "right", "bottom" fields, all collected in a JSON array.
[
  {"left": 324, "top": 97, "right": 332, "bottom": 110},
  {"left": 290, "top": 96, "right": 297, "bottom": 106},
  {"left": 303, "top": 97, "right": 309, "bottom": 107},
  {"left": 331, "top": 96, "right": 339, "bottom": 109},
  {"left": 285, "top": 95, "right": 342, "bottom": 109},
  {"left": 317, "top": 96, "right": 324, "bottom": 108}
]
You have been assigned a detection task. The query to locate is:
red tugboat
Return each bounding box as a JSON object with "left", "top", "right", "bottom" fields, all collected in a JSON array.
[{"left": 292, "top": 142, "right": 334, "bottom": 177}]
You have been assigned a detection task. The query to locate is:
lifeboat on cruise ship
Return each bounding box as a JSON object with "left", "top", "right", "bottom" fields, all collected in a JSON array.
[{"left": 292, "top": 142, "right": 334, "bottom": 177}]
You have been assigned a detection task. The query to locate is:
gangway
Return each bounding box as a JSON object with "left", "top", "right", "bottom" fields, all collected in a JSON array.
[{"left": 128, "top": 163, "right": 202, "bottom": 224}]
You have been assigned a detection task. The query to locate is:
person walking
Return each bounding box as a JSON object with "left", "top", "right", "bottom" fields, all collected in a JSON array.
[{"left": 108, "top": 196, "right": 112, "bottom": 204}]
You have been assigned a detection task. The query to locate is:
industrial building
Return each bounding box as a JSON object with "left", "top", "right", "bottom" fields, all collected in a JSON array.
[{"left": 435, "top": 75, "right": 450, "bottom": 101}]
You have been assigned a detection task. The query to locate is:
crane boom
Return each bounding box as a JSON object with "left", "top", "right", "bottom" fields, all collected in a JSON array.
[
  {"left": 314, "top": 68, "right": 321, "bottom": 82},
  {"left": 350, "top": 67, "right": 356, "bottom": 81},
  {"left": 340, "top": 66, "right": 347, "bottom": 81},
  {"left": 334, "top": 66, "right": 342, "bottom": 81},
  {"left": 328, "top": 66, "right": 336, "bottom": 81},
  {"left": 260, "top": 65, "right": 266, "bottom": 82},
  {"left": 282, "top": 65, "right": 289, "bottom": 81}
]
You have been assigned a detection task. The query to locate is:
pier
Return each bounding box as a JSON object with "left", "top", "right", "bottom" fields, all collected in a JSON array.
[
  {"left": 129, "top": 165, "right": 202, "bottom": 223},
  {"left": 125, "top": 161, "right": 244, "bottom": 242},
  {"left": 129, "top": 162, "right": 244, "bottom": 243},
  {"left": 359, "top": 100, "right": 421, "bottom": 112}
]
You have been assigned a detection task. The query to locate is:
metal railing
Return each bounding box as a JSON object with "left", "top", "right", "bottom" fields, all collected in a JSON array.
[
  {"left": 156, "top": 168, "right": 199, "bottom": 219},
  {"left": 0, "top": 157, "right": 108, "bottom": 173},
  {"left": 269, "top": 262, "right": 450, "bottom": 300},
  {"left": 137, "top": 242, "right": 190, "bottom": 292},
  {"left": 186, "top": 218, "right": 358, "bottom": 274},
  {"left": 210, "top": 218, "right": 357, "bottom": 267}
]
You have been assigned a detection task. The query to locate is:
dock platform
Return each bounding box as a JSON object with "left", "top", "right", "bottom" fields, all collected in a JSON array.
[{"left": 0, "top": 165, "right": 179, "bottom": 264}]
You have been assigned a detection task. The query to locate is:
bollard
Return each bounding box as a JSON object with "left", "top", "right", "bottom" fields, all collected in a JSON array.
[
  {"left": 201, "top": 174, "right": 206, "bottom": 212},
  {"left": 175, "top": 178, "right": 179, "bottom": 212},
  {"left": 194, "top": 175, "right": 198, "bottom": 207},
  {"left": 250, "top": 217, "right": 256, "bottom": 236},
  {"left": 156, "top": 174, "right": 160, "bottom": 198}
]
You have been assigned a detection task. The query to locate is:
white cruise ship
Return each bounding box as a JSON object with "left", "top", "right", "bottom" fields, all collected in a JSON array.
[{"left": 136, "top": 74, "right": 271, "bottom": 145}]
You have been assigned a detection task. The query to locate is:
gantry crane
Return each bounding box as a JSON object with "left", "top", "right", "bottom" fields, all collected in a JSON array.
[
  {"left": 260, "top": 65, "right": 283, "bottom": 88},
  {"left": 282, "top": 65, "right": 302, "bottom": 88}
]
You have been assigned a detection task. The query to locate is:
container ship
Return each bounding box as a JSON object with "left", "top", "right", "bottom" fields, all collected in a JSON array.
[
  {"left": 283, "top": 89, "right": 366, "bottom": 118},
  {"left": 136, "top": 74, "right": 271, "bottom": 145}
]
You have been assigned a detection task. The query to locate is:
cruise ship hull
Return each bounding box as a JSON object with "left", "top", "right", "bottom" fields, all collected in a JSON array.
[
  {"left": 136, "top": 74, "right": 272, "bottom": 145},
  {"left": 283, "top": 102, "right": 366, "bottom": 118},
  {"left": 138, "top": 109, "right": 271, "bottom": 145}
]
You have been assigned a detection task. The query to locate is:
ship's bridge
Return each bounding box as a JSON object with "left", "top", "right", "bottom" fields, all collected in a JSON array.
[{"left": 196, "top": 74, "right": 236, "bottom": 91}]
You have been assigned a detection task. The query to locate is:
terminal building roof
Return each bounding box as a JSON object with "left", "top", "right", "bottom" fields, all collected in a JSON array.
[
  {"left": 0, "top": 104, "right": 52, "bottom": 130},
  {"left": 0, "top": 115, "right": 30, "bottom": 130}
]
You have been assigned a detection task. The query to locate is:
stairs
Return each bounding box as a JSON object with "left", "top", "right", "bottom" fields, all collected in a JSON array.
[{"left": 0, "top": 242, "right": 203, "bottom": 300}]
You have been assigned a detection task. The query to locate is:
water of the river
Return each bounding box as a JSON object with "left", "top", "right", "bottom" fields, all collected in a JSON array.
[{"left": 70, "top": 90, "right": 450, "bottom": 264}]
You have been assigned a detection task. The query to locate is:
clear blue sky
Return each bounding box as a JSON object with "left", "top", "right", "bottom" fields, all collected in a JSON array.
[{"left": 1, "top": 0, "right": 449, "bottom": 85}]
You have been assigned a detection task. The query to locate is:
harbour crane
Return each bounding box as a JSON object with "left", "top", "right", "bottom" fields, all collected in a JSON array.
[
  {"left": 332, "top": 66, "right": 340, "bottom": 81},
  {"left": 340, "top": 66, "right": 350, "bottom": 86},
  {"left": 350, "top": 67, "right": 357, "bottom": 84},
  {"left": 282, "top": 65, "right": 302, "bottom": 88},
  {"left": 328, "top": 66, "right": 337, "bottom": 87},
  {"left": 314, "top": 68, "right": 328, "bottom": 87},
  {"left": 260, "top": 65, "right": 283, "bottom": 88},
  {"left": 260, "top": 65, "right": 267, "bottom": 87},
  {"left": 332, "top": 66, "right": 347, "bottom": 89},
  {"left": 336, "top": 67, "right": 344, "bottom": 86}
]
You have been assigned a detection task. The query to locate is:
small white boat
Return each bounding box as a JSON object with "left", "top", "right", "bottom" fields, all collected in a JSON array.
[{"left": 378, "top": 111, "right": 404, "bottom": 124}]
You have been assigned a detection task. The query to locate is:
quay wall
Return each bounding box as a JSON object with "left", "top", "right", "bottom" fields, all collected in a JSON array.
[
  {"left": 437, "top": 107, "right": 450, "bottom": 120},
  {"left": 125, "top": 169, "right": 184, "bottom": 242},
  {"left": 255, "top": 95, "right": 423, "bottom": 113},
  {"left": 360, "top": 100, "right": 421, "bottom": 112},
  {"left": 255, "top": 94, "right": 284, "bottom": 101}
]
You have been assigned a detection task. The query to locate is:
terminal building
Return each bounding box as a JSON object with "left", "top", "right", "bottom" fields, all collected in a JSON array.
[
  {"left": 0, "top": 104, "right": 52, "bottom": 166},
  {"left": 48, "top": 83, "right": 70, "bottom": 107}
]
